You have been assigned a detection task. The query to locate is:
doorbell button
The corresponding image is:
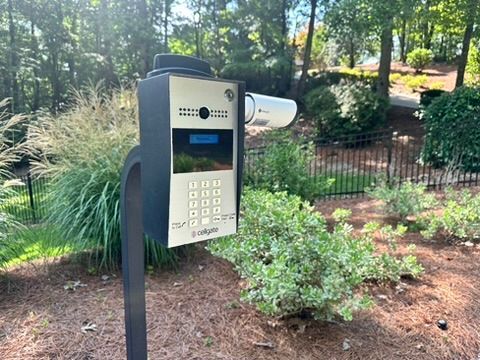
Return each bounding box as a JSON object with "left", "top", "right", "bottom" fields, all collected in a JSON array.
[
  {"left": 201, "top": 180, "right": 210, "bottom": 188},
  {"left": 189, "top": 191, "right": 198, "bottom": 199},
  {"left": 189, "top": 200, "right": 198, "bottom": 208},
  {"left": 201, "top": 217, "right": 210, "bottom": 225},
  {"left": 213, "top": 179, "right": 221, "bottom": 187},
  {"left": 189, "top": 219, "right": 198, "bottom": 227}
]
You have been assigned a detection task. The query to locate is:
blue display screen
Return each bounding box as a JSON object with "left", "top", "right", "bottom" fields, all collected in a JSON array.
[{"left": 189, "top": 134, "right": 219, "bottom": 144}]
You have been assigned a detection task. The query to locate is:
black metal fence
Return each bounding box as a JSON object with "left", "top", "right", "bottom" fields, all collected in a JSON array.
[
  {"left": 0, "top": 173, "right": 49, "bottom": 223},
  {"left": 244, "top": 127, "right": 480, "bottom": 200}
]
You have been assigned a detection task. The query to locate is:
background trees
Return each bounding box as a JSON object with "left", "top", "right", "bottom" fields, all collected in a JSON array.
[{"left": 0, "top": 0, "right": 479, "bottom": 109}]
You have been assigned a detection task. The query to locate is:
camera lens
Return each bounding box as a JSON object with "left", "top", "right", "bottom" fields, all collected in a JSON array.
[{"left": 199, "top": 107, "right": 210, "bottom": 119}]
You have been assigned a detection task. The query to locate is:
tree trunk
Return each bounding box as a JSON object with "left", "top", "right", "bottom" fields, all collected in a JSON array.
[
  {"left": 377, "top": 19, "right": 393, "bottom": 99},
  {"left": 30, "top": 18, "right": 40, "bottom": 111},
  {"left": 456, "top": 1, "right": 478, "bottom": 88},
  {"left": 348, "top": 37, "right": 355, "bottom": 69},
  {"left": 7, "top": 0, "right": 19, "bottom": 112},
  {"left": 399, "top": 18, "right": 407, "bottom": 63},
  {"left": 296, "top": 0, "right": 317, "bottom": 99},
  {"left": 163, "top": 0, "right": 171, "bottom": 53}
]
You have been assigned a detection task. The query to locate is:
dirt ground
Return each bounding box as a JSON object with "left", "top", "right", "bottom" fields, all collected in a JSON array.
[{"left": 1, "top": 194, "right": 480, "bottom": 360}]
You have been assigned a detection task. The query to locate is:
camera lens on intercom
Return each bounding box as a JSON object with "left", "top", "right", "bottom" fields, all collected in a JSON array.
[{"left": 199, "top": 107, "right": 210, "bottom": 119}]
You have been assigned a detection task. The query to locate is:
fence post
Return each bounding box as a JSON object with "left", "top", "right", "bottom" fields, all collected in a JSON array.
[
  {"left": 386, "top": 128, "right": 396, "bottom": 184},
  {"left": 26, "top": 172, "right": 36, "bottom": 222}
]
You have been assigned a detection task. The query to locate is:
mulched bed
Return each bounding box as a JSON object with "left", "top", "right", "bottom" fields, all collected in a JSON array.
[{"left": 1, "top": 195, "right": 480, "bottom": 360}]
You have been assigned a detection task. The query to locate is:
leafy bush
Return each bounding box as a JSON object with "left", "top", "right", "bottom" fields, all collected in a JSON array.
[
  {"left": 221, "top": 57, "right": 291, "bottom": 96},
  {"left": 304, "top": 83, "right": 389, "bottom": 137},
  {"left": 403, "top": 74, "right": 428, "bottom": 90},
  {"left": 27, "top": 86, "right": 183, "bottom": 270},
  {"left": 367, "top": 178, "right": 438, "bottom": 223},
  {"left": 419, "top": 89, "right": 447, "bottom": 108},
  {"left": 420, "top": 86, "right": 480, "bottom": 171},
  {"left": 305, "top": 69, "right": 378, "bottom": 94},
  {"left": 466, "top": 43, "right": 480, "bottom": 86},
  {"left": 244, "top": 131, "right": 332, "bottom": 202},
  {"left": 429, "top": 81, "right": 445, "bottom": 90},
  {"left": 421, "top": 189, "right": 480, "bottom": 242},
  {"left": 208, "top": 189, "right": 423, "bottom": 321},
  {"left": 389, "top": 73, "right": 402, "bottom": 82},
  {"left": 406, "top": 48, "right": 433, "bottom": 73}
]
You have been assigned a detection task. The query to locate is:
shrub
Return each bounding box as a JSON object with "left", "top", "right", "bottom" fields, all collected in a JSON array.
[
  {"left": 466, "top": 43, "right": 480, "bottom": 86},
  {"left": 244, "top": 131, "right": 332, "bottom": 202},
  {"left": 26, "top": 86, "right": 183, "bottom": 270},
  {"left": 406, "top": 48, "right": 433, "bottom": 73},
  {"left": 208, "top": 189, "right": 423, "bottom": 321},
  {"left": 421, "top": 86, "right": 480, "bottom": 171},
  {"left": 419, "top": 89, "right": 447, "bottom": 108},
  {"left": 305, "top": 69, "right": 378, "bottom": 94},
  {"left": 304, "top": 83, "right": 389, "bottom": 137},
  {"left": 429, "top": 81, "right": 445, "bottom": 90},
  {"left": 367, "top": 178, "right": 438, "bottom": 223},
  {"left": 403, "top": 74, "right": 428, "bottom": 90},
  {"left": 221, "top": 57, "right": 291, "bottom": 96},
  {"left": 422, "top": 189, "right": 480, "bottom": 242},
  {"left": 390, "top": 73, "right": 402, "bottom": 83}
]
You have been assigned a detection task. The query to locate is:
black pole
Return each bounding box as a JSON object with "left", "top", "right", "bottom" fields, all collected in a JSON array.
[{"left": 120, "top": 145, "right": 148, "bottom": 360}]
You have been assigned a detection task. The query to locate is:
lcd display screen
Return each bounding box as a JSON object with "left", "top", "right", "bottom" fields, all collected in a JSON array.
[{"left": 173, "top": 129, "right": 233, "bottom": 173}]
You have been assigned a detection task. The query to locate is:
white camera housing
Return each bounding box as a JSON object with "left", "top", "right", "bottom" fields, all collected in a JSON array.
[{"left": 245, "top": 93, "right": 297, "bottom": 128}]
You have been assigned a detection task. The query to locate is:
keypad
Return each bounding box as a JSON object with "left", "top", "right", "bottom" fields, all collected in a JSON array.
[{"left": 188, "top": 179, "right": 222, "bottom": 228}]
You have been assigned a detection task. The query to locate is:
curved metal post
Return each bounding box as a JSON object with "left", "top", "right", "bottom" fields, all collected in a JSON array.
[{"left": 120, "top": 145, "right": 147, "bottom": 360}]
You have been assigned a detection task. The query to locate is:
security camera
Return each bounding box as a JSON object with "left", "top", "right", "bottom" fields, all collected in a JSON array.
[{"left": 245, "top": 93, "right": 297, "bottom": 128}]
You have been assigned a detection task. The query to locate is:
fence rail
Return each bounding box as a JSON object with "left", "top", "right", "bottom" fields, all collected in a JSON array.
[
  {"left": 245, "top": 127, "right": 480, "bottom": 200},
  {"left": 1, "top": 173, "right": 48, "bottom": 223}
]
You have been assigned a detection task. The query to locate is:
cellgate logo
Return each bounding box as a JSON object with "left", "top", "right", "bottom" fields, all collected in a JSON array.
[{"left": 192, "top": 227, "right": 219, "bottom": 237}]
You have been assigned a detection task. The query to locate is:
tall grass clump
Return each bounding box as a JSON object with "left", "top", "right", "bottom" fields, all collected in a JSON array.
[
  {"left": 0, "top": 99, "right": 26, "bottom": 268},
  {"left": 27, "top": 85, "right": 182, "bottom": 270}
]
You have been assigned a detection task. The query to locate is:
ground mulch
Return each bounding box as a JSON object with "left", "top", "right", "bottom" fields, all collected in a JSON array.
[{"left": 1, "top": 194, "right": 480, "bottom": 360}]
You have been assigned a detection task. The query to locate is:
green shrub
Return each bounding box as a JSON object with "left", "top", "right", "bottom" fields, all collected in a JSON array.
[
  {"left": 208, "top": 189, "right": 423, "bottom": 321},
  {"left": 420, "top": 86, "right": 480, "bottom": 171},
  {"left": 429, "top": 81, "right": 445, "bottom": 90},
  {"left": 221, "top": 57, "right": 291, "bottom": 96},
  {"left": 305, "top": 69, "right": 378, "bottom": 94},
  {"left": 390, "top": 73, "right": 402, "bottom": 83},
  {"left": 367, "top": 178, "right": 438, "bottom": 223},
  {"left": 27, "top": 86, "right": 183, "bottom": 270},
  {"left": 466, "top": 43, "right": 480, "bottom": 86},
  {"left": 304, "top": 83, "right": 389, "bottom": 137},
  {"left": 403, "top": 74, "right": 428, "bottom": 90},
  {"left": 420, "top": 89, "right": 447, "bottom": 107},
  {"left": 421, "top": 189, "right": 480, "bottom": 242},
  {"left": 244, "top": 131, "right": 332, "bottom": 202},
  {"left": 406, "top": 48, "right": 433, "bottom": 73}
]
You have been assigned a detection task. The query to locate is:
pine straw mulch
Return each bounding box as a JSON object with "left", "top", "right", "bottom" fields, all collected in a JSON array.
[{"left": 1, "top": 196, "right": 480, "bottom": 360}]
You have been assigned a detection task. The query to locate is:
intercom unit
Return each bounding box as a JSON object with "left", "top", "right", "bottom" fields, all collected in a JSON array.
[{"left": 138, "top": 56, "right": 245, "bottom": 248}]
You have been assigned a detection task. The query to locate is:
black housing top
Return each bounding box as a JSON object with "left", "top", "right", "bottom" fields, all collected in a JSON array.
[{"left": 147, "top": 54, "right": 212, "bottom": 78}]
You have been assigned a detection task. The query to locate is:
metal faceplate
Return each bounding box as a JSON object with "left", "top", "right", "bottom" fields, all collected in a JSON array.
[{"left": 167, "top": 75, "right": 239, "bottom": 247}]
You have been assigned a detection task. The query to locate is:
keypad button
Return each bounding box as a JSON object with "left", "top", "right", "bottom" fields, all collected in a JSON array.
[
  {"left": 201, "top": 199, "right": 210, "bottom": 207},
  {"left": 201, "top": 190, "right": 210, "bottom": 197},
  {"left": 201, "top": 208, "right": 210, "bottom": 216},
  {"left": 189, "top": 200, "right": 198, "bottom": 208},
  {"left": 212, "top": 198, "right": 221, "bottom": 205},
  {"left": 213, "top": 207, "right": 221, "bottom": 214},
  {"left": 201, "top": 217, "right": 210, "bottom": 225},
  {"left": 213, "top": 179, "right": 221, "bottom": 187},
  {"left": 213, "top": 216, "right": 221, "bottom": 223},
  {"left": 189, "top": 209, "right": 198, "bottom": 218},
  {"left": 213, "top": 189, "right": 221, "bottom": 196},
  {"left": 201, "top": 180, "right": 210, "bottom": 188},
  {"left": 189, "top": 219, "right": 198, "bottom": 227},
  {"left": 188, "top": 191, "right": 198, "bottom": 199},
  {"left": 188, "top": 181, "right": 198, "bottom": 189}
]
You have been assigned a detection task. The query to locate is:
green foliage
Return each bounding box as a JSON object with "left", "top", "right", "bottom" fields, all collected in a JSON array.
[
  {"left": 367, "top": 178, "right": 438, "bottom": 223},
  {"left": 221, "top": 57, "right": 291, "bottom": 96},
  {"left": 466, "top": 43, "right": 480, "bottom": 86},
  {"left": 419, "top": 89, "right": 447, "bottom": 107},
  {"left": 421, "top": 189, "right": 480, "bottom": 242},
  {"left": 389, "top": 73, "right": 402, "bottom": 82},
  {"left": 406, "top": 48, "right": 434, "bottom": 72},
  {"left": 26, "top": 86, "right": 182, "bottom": 270},
  {"left": 421, "top": 86, "right": 480, "bottom": 171},
  {"left": 429, "top": 81, "right": 445, "bottom": 90},
  {"left": 244, "top": 131, "right": 332, "bottom": 202},
  {"left": 304, "top": 83, "right": 389, "bottom": 137},
  {"left": 402, "top": 74, "right": 429, "bottom": 90},
  {"left": 208, "top": 189, "right": 423, "bottom": 321}
]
